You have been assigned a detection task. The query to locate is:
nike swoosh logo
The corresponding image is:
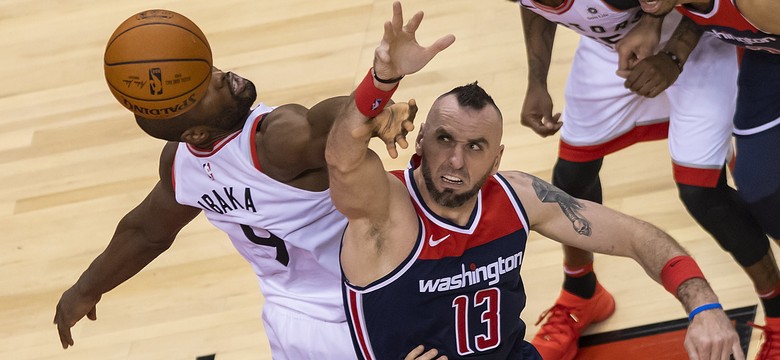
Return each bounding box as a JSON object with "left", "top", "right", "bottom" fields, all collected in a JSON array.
[{"left": 428, "top": 234, "right": 451, "bottom": 247}]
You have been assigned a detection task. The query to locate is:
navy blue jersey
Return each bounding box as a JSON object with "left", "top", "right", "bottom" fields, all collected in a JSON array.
[
  {"left": 677, "top": 0, "right": 780, "bottom": 54},
  {"left": 343, "top": 168, "right": 536, "bottom": 359}
]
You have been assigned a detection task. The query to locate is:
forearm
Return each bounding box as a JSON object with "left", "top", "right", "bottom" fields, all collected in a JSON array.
[
  {"left": 325, "top": 96, "right": 374, "bottom": 175},
  {"left": 521, "top": 7, "right": 556, "bottom": 89},
  {"left": 628, "top": 222, "right": 720, "bottom": 312},
  {"left": 74, "top": 220, "right": 173, "bottom": 297},
  {"left": 662, "top": 15, "right": 703, "bottom": 65},
  {"left": 325, "top": 81, "right": 395, "bottom": 219}
]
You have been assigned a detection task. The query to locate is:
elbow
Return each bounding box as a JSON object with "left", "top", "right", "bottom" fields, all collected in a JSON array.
[{"left": 116, "top": 217, "right": 176, "bottom": 254}]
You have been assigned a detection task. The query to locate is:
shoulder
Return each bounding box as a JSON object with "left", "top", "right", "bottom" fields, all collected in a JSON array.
[
  {"left": 257, "top": 103, "right": 312, "bottom": 149},
  {"left": 496, "top": 170, "right": 564, "bottom": 227},
  {"left": 496, "top": 170, "right": 537, "bottom": 190},
  {"left": 158, "top": 141, "right": 180, "bottom": 193},
  {"left": 735, "top": 0, "right": 780, "bottom": 34}
]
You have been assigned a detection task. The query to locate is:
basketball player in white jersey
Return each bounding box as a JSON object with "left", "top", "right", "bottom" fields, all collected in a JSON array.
[
  {"left": 511, "top": 0, "right": 772, "bottom": 359},
  {"left": 52, "top": 3, "right": 453, "bottom": 359}
]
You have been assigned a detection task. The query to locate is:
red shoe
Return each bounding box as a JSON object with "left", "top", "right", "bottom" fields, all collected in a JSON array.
[
  {"left": 531, "top": 283, "right": 616, "bottom": 360},
  {"left": 751, "top": 317, "right": 780, "bottom": 359}
]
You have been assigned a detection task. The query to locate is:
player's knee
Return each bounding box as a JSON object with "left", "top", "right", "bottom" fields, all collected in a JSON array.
[
  {"left": 677, "top": 182, "right": 770, "bottom": 266},
  {"left": 552, "top": 158, "right": 603, "bottom": 202}
]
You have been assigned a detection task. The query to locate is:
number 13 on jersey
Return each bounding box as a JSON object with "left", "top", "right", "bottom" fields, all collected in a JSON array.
[{"left": 452, "top": 287, "right": 501, "bottom": 355}]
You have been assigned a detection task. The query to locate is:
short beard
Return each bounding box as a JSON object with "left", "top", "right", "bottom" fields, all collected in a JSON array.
[
  {"left": 421, "top": 157, "right": 489, "bottom": 208},
  {"left": 222, "top": 81, "right": 257, "bottom": 128}
]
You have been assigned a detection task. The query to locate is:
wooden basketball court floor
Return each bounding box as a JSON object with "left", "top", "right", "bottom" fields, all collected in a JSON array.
[{"left": 1, "top": 0, "right": 767, "bottom": 359}]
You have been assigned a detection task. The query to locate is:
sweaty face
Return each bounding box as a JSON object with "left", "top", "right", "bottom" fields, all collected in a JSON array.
[
  {"left": 638, "top": 0, "right": 680, "bottom": 16},
  {"left": 418, "top": 96, "right": 503, "bottom": 209}
]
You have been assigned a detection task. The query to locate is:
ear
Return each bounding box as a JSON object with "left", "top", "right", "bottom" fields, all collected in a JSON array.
[
  {"left": 181, "top": 125, "right": 212, "bottom": 147},
  {"left": 415, "top": 122, "right": 426, "bottom": 156},
  {"left": 490, "top": 144, "right": 504, "bottom": 175}
]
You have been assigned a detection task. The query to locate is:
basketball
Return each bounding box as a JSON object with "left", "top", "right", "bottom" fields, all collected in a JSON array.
[{"left": 104, "top": 9, "right": 212, "bottom": 119}]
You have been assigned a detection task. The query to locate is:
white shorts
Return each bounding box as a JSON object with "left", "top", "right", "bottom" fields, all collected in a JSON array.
[
  {"left": 262, "top": 302, "right": 357, "bottom": 360},
  {"left": 559, "top": 33, "right": 738, "bottom": 187}
]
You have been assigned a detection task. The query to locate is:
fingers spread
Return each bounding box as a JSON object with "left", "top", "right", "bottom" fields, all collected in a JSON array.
[{"left": 405, "top": 11, "right": 424, "bottom": 33}]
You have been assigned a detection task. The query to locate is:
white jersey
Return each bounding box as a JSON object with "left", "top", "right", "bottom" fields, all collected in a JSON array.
[
  {"left": 517, "top": 0, "right": 738, "bottom": 188},
  {"left": 518, "top": 0, "right": 680, "bottom": 49},
  {"left": 172, "top": 104, "right": 348, "bottom": 323}
]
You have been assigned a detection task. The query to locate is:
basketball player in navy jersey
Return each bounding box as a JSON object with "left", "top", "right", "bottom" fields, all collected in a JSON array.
[
  {"left": 325, "top": 5, "right": 742, "bottom": 359},
  {"left": 509, "top": 0, "right": 771, "bottom": 358},
  {"left": 52, "top": 3, "right": 452, "bottom": 359},
  {"left": 616, "top": 1, "right": 780, "bottom": 357}
]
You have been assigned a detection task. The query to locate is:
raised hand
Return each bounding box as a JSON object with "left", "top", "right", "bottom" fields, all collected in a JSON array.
[{"left": 373, "top": 1, "right": 456, "bottom": 81}]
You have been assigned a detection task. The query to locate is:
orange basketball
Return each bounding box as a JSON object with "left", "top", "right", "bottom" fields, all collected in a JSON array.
[{"left": 104, "top": 9, "right": 212, "bottom": 120}]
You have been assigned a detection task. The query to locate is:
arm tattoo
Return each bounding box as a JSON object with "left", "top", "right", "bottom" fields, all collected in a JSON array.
[{"left": 531, "top": 176, "right": 592, "bottom": 236}]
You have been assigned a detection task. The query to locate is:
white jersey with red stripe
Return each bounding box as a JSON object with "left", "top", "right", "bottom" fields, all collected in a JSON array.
[
  {"left": 516, "top": 0, "right": 738, "bottom": 188},
  {"left": 172, "top": 104, "right": 354, "bottom": 359},
  {"left": 517, "top": 0, "right": 677, "bottom": 49}
]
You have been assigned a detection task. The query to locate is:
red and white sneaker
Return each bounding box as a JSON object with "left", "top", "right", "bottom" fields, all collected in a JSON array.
[
  {"left": 531, "top": 283, "right": 616, "bottom": 360},
  {"left": 751, "top": 317, "right": 780, "bottom": 359}
]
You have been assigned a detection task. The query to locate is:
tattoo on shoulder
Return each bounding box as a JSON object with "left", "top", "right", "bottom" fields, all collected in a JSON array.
[{"left": 530, "top": 176, "right": 592, "bottom": 236}]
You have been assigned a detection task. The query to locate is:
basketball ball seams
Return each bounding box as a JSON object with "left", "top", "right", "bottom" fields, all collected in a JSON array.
[
  {"left": 104, "top": 9, "right": 213, "bottom": 119},
  {"left": 106, "top": 65, "right": 211, "bottom": 102},
  {"left": 106, "top": 22, "right": 210, "bottom": 54},
  {"left": 104, "top": 58, "right": 211, "bottom": 67}
]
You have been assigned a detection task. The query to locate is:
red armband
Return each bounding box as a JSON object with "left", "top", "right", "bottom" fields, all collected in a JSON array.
[
  {"left": 354, "top": 68, "right": 398, "bottom": 118},
  {"left": 661, "top": 255, "right": 705, "bottom": 295}
]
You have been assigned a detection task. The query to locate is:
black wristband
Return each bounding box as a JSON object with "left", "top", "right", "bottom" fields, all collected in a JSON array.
[
  {"left": 372, "top": 67, "right": 404, "bottom": 84},
  {"left": 660, "top": 51, "right": 683, "bottom": 72}
]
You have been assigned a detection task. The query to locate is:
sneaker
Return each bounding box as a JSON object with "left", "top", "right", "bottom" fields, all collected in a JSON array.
[
  {"left": 751, "top": 317, "right": 780, "bottom": 359},
  {"left": 531, "top": 283, "right": 616, "bottom": 360}
]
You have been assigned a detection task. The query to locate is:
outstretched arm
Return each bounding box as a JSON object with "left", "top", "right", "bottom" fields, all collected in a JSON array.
[
  {"left": 326, "top": 1, "right": 453, "bottom": 222},
  {"left": 53, "top": 142, "right": 201, "bottom": 349},
  {"left": 503, "top": 171, "right": 744, "bottom": 360}
]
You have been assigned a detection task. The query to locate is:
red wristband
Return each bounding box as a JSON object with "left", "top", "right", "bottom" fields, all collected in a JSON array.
[
  {"left": 661, "top": 255, "right": 705, "bottom": 295},
  {"left": 354, "top": 68, "right": 398, "bottom": 118}
]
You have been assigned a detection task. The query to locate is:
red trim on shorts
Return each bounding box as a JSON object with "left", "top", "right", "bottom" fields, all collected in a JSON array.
[
  {"left": 673, "top": 164, "right": 722, "bottom": 188},
  {"left": 559, "top": 121, "right": 669, "bottom": 162}
]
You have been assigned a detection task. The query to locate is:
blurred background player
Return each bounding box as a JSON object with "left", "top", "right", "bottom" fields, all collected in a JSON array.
[
  {"left": 510, "top": 0, "right": 771, "bottom": 358},
  {"left": 618, "top": 0, "right": 780, "bottom": 357}
]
